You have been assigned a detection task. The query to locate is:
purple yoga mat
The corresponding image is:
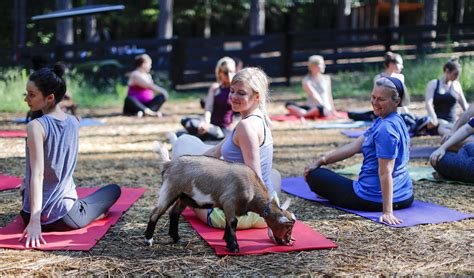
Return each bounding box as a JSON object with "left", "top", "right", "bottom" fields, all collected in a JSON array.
[
  {"left": 340, "top": 129, "right": 366, "bottom": 138},
  {"left": 409, "top": 146, "right": 438, "bottom": 159},
  {"left": 282, "top": 176, "right": 473, "bottom": 227}
]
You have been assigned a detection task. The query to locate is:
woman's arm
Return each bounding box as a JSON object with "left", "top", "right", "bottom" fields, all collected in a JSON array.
[
  {"left": 19, "top": 120, "right": 47, "bottom": 248},
  {"left": 378, "top": 158, "right": 402, "bottom": 225},
  {"left": 131, "top": 72, "right": 169, "bottom": 99},
  {"left": 199, "top": 83, "right": 219, "bottom": 134},
  {"left": 302, "top": 79, "right": 325, "bottom": 107},
  {"left": 430, "top": 122, "right": 474, "bottom": 166},
  {"left": 455, "top": 82, "right": 469, "bottom": 111},
  {"left": 327, "top": 76, "right": 337, "bottom": 112},
  {"left": 233, "top": 118, "right": 262, "bottom": 178},
  {"left": 425, "top": 81, "right": 439, "bottom": 126},
  {"left": 304, "top": 135, "right": 364, "bottom": 178},
  {"left": 203, "top": 138, "right": 225, "bottom": 158}
]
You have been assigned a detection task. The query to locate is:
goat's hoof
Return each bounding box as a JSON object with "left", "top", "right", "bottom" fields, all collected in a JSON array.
[
  {"left": 227, "top": 243, "right": 240, "bottom": 253},
  {"left": 144, "top": 237, "right": 154, "bottom": 246}
]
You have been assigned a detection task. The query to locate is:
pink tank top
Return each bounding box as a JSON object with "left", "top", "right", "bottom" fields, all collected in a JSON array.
[{"left": 127, "top": 85, "right": 154, "bottom": 103}]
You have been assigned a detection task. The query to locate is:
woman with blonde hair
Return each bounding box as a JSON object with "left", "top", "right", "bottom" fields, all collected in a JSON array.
[
  {"left": 168, "top": 67, "right": 281, "bottom": 229},
  {"left": 286, "top": 55, "right": 337, "bottom": 118},
  {"left": 180, "top": 56, "right": 236, "bottom": 140}
]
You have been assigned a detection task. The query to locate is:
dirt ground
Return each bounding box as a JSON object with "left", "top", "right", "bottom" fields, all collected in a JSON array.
[{"left": 0, "top": 89, "right": 472, "bottom": 276}]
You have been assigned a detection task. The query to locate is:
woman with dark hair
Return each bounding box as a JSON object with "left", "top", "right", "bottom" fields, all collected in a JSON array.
[
  {"left": 123, "top": 54, "right": 169, "bottom": 117},
  {"left": 424, "top": 57, "right": 469, "bottom": 136},
  {"left": 20, "top": 64, "right": 121, "bottom": 248},
  {"left": 305, "top": 77, "right": 413, "bottom": 225}
]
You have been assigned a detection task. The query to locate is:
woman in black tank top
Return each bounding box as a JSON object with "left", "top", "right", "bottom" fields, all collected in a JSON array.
[{"left": 424, "top": 57, "right": 469, "bottom": 137}]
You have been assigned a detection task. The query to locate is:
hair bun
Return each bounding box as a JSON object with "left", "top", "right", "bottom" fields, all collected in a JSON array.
[{"left": 53, "top": 63, "right": 66, "bottom": 78}]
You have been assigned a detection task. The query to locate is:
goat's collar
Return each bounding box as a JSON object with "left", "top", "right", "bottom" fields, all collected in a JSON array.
[{"left": 263, "top": 201, "right": 272, "bottom": 218}]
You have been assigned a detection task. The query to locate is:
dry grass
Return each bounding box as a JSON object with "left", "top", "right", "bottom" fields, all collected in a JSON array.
[{"left": 0, "top": 88, "right": 472, "bottom": 276}]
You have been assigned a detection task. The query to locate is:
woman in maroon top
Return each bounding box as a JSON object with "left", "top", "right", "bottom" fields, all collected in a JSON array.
[{"left": 180, "top": 57, "right": 236, "bottom": 140}]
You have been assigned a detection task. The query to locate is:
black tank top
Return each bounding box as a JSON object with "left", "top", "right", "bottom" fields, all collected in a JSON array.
[{"left": 433, "top": 80, "right": 457, "bottom": 123}]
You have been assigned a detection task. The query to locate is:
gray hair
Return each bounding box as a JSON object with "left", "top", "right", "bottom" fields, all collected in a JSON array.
[{"left": 374, "top": 77, "right": 406, "bottom": 106}]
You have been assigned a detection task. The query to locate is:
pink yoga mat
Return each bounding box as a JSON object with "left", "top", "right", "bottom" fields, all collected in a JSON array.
[
  {"left": 270, "top": 111, "right": 348, "bottom": 122},
  {"left": 0, "top": 130, "right": 27, "bottom": 138},
  {"left": 182, "top": 208, "right": 337, "bottom": 256},
  {"left": 0, "top": 187, "right": 146, "bottom": 251},
  {"left": 0, "top": 175, "right": 22, "bottom": 191}
]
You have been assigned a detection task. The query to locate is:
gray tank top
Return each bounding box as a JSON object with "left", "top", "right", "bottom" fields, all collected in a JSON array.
[
  {"left": 22, "top": 114, "right": 79, "bottom": 224},
  {"left": 221, "top": 114, "right": 274, "bottom": 194}
]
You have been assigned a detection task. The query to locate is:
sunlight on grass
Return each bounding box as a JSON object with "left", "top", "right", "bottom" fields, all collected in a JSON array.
[{"left": 0, "top": 56, "right": 472, "bottom": 112}]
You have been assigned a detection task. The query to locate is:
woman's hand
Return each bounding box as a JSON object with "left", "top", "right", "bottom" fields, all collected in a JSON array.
[
  {"left": 304, "top": 157, "right": 325, "bottom": 180},
  {"left": 19, "top": 221, "right": 47, "bottom": 248},
  {"left": 430, "top": 148, "right": 446, "bottom": 167},
  {"left": 379, "top": 212, "right": 403, "bottom": 225},
  {"left": 198, "top": 122, "right": 210, "bottom": 135}
]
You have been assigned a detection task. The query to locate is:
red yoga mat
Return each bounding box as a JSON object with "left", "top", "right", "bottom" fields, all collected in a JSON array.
[
  {"left": 0, "top": 130, "right": 27, "bottom": 138},
  {"left": 0, "top": 187, "right": 146, "bottom": 251},
  {"left": 0, "top": 175, "right": 22, "bottom": 191},
  {"left": 270, "top": 111, "right": 348, "bottom": 122},
  {"left": 182, "top": 208, "right": 337, "bottom": 256}
]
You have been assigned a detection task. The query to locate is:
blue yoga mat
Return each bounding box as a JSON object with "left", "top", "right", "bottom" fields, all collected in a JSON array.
[
  {"left": 340, "top": 129, "right": 366, "bottom": 138},
  {"left": 281, "top": 176, "right": 473, "bottom": 227},
  {"left": 314, "top": 121, "right": 371, "bottom": 129},
  {"left": 79, "top": 118, "right": 104, "bottom": 127},
  {"left": 12, "top": 117, "right": 104, "bottom": 127}
]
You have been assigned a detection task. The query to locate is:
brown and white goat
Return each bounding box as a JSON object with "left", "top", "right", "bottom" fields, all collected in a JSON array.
[{"left": 144, "top": 144, "right": 295, "bottom": 253}]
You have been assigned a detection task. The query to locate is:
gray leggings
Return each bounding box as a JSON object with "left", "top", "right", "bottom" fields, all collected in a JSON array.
[
  {"left": 21, "top": 184, "right": 121, "bottom": 231},
  {"left": 433, "top": 143, "right": 474, "bottom": 184}
]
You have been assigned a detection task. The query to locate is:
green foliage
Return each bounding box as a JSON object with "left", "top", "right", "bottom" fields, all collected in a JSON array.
[{"left": 0, "top": 69, "right": 29, "bottom": 112}]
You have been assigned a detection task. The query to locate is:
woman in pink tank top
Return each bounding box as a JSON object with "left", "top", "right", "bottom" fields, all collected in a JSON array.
[{"left": 123, "top": 54, "right": 169, "bottom": 117}]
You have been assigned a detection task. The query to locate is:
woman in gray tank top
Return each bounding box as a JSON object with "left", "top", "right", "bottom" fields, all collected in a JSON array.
[{"left": 20, "top": 64, "right": 121, "bottom": 248}]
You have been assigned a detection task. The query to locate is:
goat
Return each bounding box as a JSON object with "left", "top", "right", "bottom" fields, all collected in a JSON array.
[{"left": 144, "top": 143, "right": 296, "bottom": 253}]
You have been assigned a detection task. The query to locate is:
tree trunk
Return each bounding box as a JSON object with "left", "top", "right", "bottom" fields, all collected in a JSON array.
[
  {"left": 390, "top": 0, "right": 399, "bottom": 27},
  {"left": 56, "top": 0, "right": 74, "bottom": 45},
  {"left": 338, "top": 0, "right": 351, "bottom": 30},
  {"left": 455, "top": 0, "right": 465, "bottom": 24},
  {"left": 424, "top": 0, "right": 438, "bottom": 26},
  {"left": 390, "top": 0, "right": 399, "bottom": 41},
  {"left": 250, "top": 0, "right": 265, "bottom": 35},
  {"left": 13, "top": 0, "right": 26, "bottom": 48},
  {"left": 158, "top": 0, "right": 173, "bottom": 39},
  {"left": 423, "top": 0, "right": 438, "bottom": 49},
  {"left": 204, "top": 0, "right": 211, "bottom": 38},
  {"left": 84, "top": 0, "right": 97, "bottom": 42}
]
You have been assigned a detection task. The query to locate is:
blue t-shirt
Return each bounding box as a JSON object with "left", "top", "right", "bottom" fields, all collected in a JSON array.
[{"left": 353, "top": 112, "right": 413, "bottom": 203}]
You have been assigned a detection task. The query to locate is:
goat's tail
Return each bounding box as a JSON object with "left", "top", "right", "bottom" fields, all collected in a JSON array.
[{"left": 153, "top": 141, "right": 171, "bottom": 162}]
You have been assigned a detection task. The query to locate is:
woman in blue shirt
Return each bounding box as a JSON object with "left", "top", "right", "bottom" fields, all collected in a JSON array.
[{"left": 305, "top": 77, "right": 413, "bottom": 225}]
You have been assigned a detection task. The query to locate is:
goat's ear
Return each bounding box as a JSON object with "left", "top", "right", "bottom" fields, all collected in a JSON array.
[
  {"left": 270, "top": 192, "right": 280, "bottom": 207},
  {"left": 280, "top": 198, "right": 291, "bottom": 211}
]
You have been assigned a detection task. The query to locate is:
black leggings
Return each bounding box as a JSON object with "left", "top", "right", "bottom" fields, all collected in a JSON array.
[
  {"left": 306, "top": 168, "right": 413, "bottom": 211},
  {"left": 21, "top": 184, "right": 121, "bottom": 231},
  {"left": 123, "top": 94, "right": 166, "bottom": 115}
]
